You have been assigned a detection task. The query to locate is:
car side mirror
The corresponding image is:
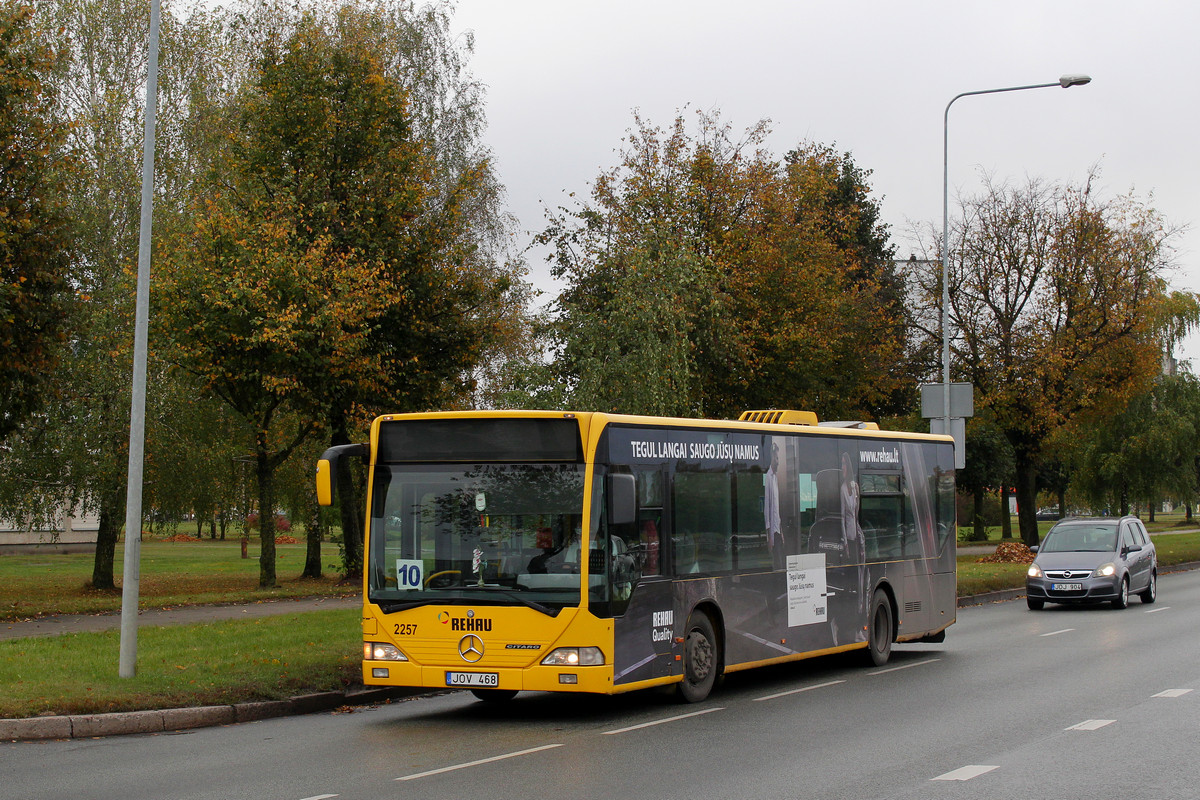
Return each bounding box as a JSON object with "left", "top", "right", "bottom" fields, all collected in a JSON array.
[
  {"left": 1030, "top": 545, "right": 1039, "bottom": 554},
  {"left": 1124, "top": 544, "right": 1142, "bottom": 555}
]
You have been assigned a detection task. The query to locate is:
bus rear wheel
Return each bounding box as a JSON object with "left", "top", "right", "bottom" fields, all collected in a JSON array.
[
  {"left": 677, "top": 612, "right": 720, "bottom": 703},
  {"left": 865, "top": 590, "right": 894, "bottom": 667}
]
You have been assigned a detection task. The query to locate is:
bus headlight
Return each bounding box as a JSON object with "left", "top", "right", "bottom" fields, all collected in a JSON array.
[
  {"left": 364, "top": 642, "right": 408, "bottom": 661},
  {"left": 541, "top": 647, "right": 605, "bottom": 666}
]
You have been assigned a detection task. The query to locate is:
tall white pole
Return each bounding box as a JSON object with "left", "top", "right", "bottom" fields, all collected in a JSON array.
[
  {"left": 940, "top": 76, "right": 1090, "bottom": 445},
  {"left": 119, "top": 0, "right": 161, "bottom": 679}
]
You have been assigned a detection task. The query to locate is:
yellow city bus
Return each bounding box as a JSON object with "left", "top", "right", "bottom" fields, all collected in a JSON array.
[{"left": 316, "top": 409, "right": 956, "bottom": 703}]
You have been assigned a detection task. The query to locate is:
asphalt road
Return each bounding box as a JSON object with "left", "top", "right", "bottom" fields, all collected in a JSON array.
[{"left": 5, "top": 570, "right": 1199, "bottom": 800}]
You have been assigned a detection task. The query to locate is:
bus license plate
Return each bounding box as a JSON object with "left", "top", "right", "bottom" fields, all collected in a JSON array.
[
  {"left": 445, "top": 671, "right": 499, "bottom": 688},
  {"left": 1051, "top": 582, "right": 1083, "bottom": 591}
]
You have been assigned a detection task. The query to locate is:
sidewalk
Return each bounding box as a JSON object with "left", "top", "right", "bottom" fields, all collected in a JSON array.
[{"left": 1, "top": 595, "right": 360, "bottom": 641}]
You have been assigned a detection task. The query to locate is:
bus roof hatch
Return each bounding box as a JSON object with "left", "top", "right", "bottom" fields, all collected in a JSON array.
[{"left": 738, "top": 410, "right": 818, "bottom": 426}]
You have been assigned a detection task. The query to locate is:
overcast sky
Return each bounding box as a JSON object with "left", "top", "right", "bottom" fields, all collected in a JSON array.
[{"left": 448, "top": 0, "right": 1200, "bottom": 363}]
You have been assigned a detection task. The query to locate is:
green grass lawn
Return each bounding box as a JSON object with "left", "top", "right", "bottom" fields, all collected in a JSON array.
[
  {"left": 957, "top": 511, "right": 1199, "bottom": 544},
  {"left": 0, "top": 538, "right": 355, "bottom": 621},
  {"left": 0, "top": 609, "right": 359, "bottom": 719}
]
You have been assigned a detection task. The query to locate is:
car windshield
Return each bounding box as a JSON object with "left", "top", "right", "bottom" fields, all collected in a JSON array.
[
  {"left": 1041, "top": 524, "right": 1118, "bottom": 553},
  {"left": 367, "top": 463, "right": 587, "bottom": 612}
]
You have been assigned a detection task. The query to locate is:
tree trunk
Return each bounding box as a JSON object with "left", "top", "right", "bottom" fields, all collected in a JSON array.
[
  {"left": 1000, "top": 486, "right": 1013, "bottom": 539},
  {"left": 972, "top": 488, "right": 986, "bottom": 541},
  {"left": 91, "top": 490, "right": 125, "bottom": 591},
  {"left": 303, "top": 493, "right": 322, "bottom": 578},
  {"left": 1014, "top": 459, "right": 1040, "bottom": 547},
  {"left": 256, "top": 439, "right": 278, "bottom": 588},
  {"left": 331, "top": 410, "right": 364, "bottom": 580},
  {"left": 1057, "top": 486, "right": 1066, "bottom": 519}
]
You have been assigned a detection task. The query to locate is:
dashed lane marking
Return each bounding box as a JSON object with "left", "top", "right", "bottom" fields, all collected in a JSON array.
[
  {"left": 603, "top": 707, "right": 724, "bottom": 735},
  {"left": 753, "top": 679, "right": 846, "bottom": 702},
  {"left": 396, "top": 744, "right": 564, "bottom": 781},
  {"left": 1065, "top": 719, "right": 1116, "bottom": 731},
  {"left": 868, "top": 658, "right": 941, "bottom": 676},
  {"left": 932, "top": 765, "right": 999, "bottom": 781}
]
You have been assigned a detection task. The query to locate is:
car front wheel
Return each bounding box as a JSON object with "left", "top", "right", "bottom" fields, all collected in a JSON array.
[
  {"left": 1139, "top": 570, "right": 1157, "bottom": 604},
  {"left": 1111, "top": 576, "right": 1129, "bottom": 610}
]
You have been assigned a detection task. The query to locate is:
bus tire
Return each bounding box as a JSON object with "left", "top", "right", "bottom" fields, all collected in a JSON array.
[
  {"left": 470, "top": 689, "right": 518, "bottom": 702},
  {"left": 865, "top": 590, "right": 893, "bottom": 667},
  {"left": 677, "top": 612, "right": 720, "bottom": 703}
]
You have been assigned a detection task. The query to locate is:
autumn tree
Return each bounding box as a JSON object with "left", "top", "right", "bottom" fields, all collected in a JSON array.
[
  {"left": 0, "top": 3, "right": 75, "bottom": 442},
  {"left": 1068, "top": 373, "right": 1200, "bottom": 516},
  {"left": 0, "top": 0, "right": 230, "bottom": 590},
  {"left": 542, "top": 111, "right": 904, "bottom": 420},
  {"left": 160, "top": 5, "right": 518, "bottom": 585},
  {"left": 907, "top": 172, "right": 1200, "bottom": 545}
]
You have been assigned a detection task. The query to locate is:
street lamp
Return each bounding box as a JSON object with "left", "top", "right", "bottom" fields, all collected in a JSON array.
[{"left": 939, "top": 74, "right": 1091, "bottom": 448}]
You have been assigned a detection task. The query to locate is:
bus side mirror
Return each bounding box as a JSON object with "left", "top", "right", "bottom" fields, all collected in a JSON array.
[
  {"left": 608, "top": 474, "right": 636, "bottom": 526},
  {"left": 316, "top": 443, "right": 369, "bottom": 506}
]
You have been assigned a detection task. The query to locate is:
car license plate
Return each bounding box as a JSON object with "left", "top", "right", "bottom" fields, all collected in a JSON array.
[
  {"left": 445, "top": 671, "right": 499, "bottom": 688},
  {"left": 1051, "top": 582, "right": 1083, "bottom": 591}
]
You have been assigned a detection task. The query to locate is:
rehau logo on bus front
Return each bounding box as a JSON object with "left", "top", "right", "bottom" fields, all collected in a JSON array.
[{"left": 438, "top": 609, "right": 492, "bottom": 631}]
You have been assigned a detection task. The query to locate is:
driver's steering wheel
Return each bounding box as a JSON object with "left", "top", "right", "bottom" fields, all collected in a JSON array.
[{"left": 424, "top": 569, "right": 461, "bottom": 588}]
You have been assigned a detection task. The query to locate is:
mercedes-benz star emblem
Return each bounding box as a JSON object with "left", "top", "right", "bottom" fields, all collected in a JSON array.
[{"left": 458, "top": 634, "right": 484, "bottom": 663}]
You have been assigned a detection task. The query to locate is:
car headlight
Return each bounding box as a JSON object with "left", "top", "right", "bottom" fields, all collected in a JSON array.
[
  {"left": 364, "top": 641, "right": 408, "bottom": 661},
  {"left": 1095, "top": 563, "right": 1116, "bottom": 577},
  {"left": 541, "top": 647, "right": 605, "bottom": 666},
  {"left": 1027, "top": 564, "right": 1042, "bottom": 578}
]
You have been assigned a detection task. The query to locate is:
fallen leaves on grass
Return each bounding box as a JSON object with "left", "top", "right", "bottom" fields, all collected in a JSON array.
[{"left": 976, "top": 542, "right": 1035, "bottom": 563}]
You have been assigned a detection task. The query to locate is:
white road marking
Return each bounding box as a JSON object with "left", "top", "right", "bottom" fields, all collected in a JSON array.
[
  {"left": 298, "top": 795, "right": 338, "bottom": 800},
  {"left": 603, "top": 707, "right": 724, "bottom": 734},
  {"left": 1040, "top": 628, "right": 1075, "bottom": 637},
  {"left": 868, "top": 658, "right": 941, "bottom": 675},
  {"left": 1153, "top": 689, "right": 1192, "bottom": 698},
  {"left": 1065, "top": 719, "right": 1116, "bottom": 731},
  {"left": 932, "top": 765, "right": 999, "bottom": 781},
  {"left": 396, "top": 744, "right": 564, "bottom": 781},
  {"left": 1145, "top": 606, "right": 1171, "bottom": 613},
  {"left": 754, "top": 679, "right": 846, "bottom": 702}
]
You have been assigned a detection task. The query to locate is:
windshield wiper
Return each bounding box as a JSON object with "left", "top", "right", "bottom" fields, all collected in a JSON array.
[
  {"left": 458, "top": 586, "right": 558, "bottom": 617},
  {"left": 372, "top": 590, "right": 558, "bottom": 617}
]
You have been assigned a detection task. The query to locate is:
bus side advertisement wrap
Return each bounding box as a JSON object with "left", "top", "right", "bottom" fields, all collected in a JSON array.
[{"left": 600, "top": 424, "right": 955, "bottom": 687}]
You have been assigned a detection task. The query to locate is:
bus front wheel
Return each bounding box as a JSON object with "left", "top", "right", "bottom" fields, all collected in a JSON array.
[
  {"left": 677, "top": 612, "right": 720, "bottom": 703},
  {"left": 865, "top": 590, "right": 894, "bottom": 667}
]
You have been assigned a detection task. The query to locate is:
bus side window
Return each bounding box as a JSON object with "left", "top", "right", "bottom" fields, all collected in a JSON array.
[
  {"left": 734, "top": 472, "right": 771, "bottom": 570},
  {"left": 673, "top": 471, "right": 732, "bottom": 574},
  {"left": 636, "top": 469, "right": 664, "bottom": 577}
]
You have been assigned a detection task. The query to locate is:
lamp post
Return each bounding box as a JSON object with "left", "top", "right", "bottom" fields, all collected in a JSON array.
[
  {"left": 939, "top": 74, "right": 1091, "bottom": 445},
  {"left": 118, "top": 0, "right": 161, "bottom": 679}
]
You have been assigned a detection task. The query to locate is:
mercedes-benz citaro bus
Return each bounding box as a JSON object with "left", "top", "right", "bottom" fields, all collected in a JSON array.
[{"left": 315, "top": 409, "right": 956, "bottom": 703}]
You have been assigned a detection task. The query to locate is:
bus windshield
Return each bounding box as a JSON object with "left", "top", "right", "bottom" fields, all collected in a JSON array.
[{"left": 368, "top": 463, "right": 586, "bottom": 612}]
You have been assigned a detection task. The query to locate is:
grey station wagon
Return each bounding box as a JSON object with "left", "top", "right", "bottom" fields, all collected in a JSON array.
[{"left": 1026, "top": 517, "right": 1157, "bottom": 610}]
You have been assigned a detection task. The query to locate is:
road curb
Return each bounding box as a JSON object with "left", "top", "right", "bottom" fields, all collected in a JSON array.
[{"left": 0, "top": 686, "right": 418, "bottom": 743}]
